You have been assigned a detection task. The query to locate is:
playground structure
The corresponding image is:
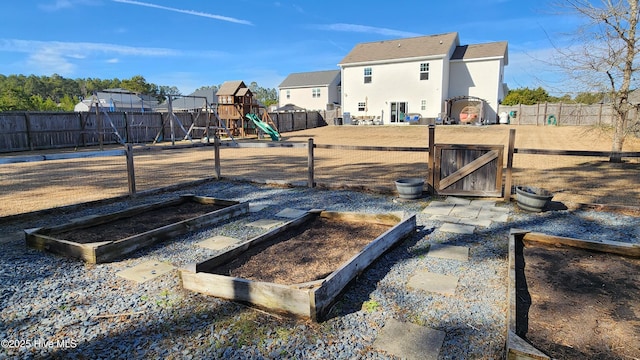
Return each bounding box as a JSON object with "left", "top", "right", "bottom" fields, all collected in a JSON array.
[
  {"left": 215, "top": 81, "right": 259, "bottom": 138},
  {"left": 246, "top": 113, "right": 280, "bottom": 141},
  {"left": 153, "top": 94, "right": 236, "bottom": 145}
]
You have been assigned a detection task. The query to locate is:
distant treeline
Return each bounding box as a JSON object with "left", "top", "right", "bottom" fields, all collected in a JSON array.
[{"left": 0, "top": 74, "right": 278, "bottom": 112}]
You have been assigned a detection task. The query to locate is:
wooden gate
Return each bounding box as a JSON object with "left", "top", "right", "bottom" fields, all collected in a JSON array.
[{"left": 433, "top": 144, "right": 504, "bottom": 197}]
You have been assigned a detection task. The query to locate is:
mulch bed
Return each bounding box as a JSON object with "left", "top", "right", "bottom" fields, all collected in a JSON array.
[
  {"left": 55, "top": 202, "right": 227, "bottom": 243},
  {"left": 516, "top": 241, "right": 640, "bottom": 359},
  {"left": 210, "top": 217, "right": 392, "bottom": 285}
]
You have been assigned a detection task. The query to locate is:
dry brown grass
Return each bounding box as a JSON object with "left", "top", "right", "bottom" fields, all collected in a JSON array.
[{"left": 1, "top": 124, "right": 639, "bottom": 217}]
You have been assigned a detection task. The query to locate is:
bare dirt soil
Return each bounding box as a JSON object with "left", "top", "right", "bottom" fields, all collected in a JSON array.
[
  {"left": 210, "top": 217, "right": 392, "bottom": 285},
  {"left": 55, "top": 202, "right": 227, "bottom": 243},
  {"left": 516, "top": 241, "right": 640, "bottom": 359}
]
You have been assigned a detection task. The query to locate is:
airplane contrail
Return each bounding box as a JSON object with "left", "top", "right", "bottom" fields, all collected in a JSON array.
[{"left": 112, "top": 0, "right": 253, "bottom": 25}]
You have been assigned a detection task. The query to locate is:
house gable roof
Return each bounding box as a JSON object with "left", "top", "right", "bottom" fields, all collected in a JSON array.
[
  {"left": 338, "top": 32, "right": 459, "bottom": 65},
  {"left": 217, "top": 80, "right": 246, "bottom": 96},
  {"left": 450, "top": 41, "right": 508, "bottom": 65},
  {"left": 279, "top": 70, "right": 340, "bottom": 88}
]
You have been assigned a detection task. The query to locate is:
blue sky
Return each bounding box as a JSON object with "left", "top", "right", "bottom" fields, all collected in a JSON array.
[{"left": 0, "top": 0, "right": 581, "bottom": 95}]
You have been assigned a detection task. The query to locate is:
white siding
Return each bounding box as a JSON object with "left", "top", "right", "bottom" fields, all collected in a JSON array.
[
  {"left": 449, "top": 58, "right": 503, "bottom": 122},
  {"left": 341, "top": 57, "right": 448, "bottom": 124},
  {"left": 279, "top": 79, "right": 340, "bottom": 110}
]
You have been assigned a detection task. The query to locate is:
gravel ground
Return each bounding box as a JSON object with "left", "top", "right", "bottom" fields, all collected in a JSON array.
[{"left": 1, "top": 180, "right": 639, "bottom": 359}]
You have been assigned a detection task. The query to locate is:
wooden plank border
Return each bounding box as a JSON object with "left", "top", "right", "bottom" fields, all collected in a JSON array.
[
  {"left": 25, "top": 195, "right": 248, "bottom": 263},
  {"left": 181, "top": 211, "right": 416, "bottom": 321},
  {"left": 507, "top": 229, "right": 640, "bottom": 359}
]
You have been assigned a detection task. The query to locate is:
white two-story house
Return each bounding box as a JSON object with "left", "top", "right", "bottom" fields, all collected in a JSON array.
[
  {"left": 338, "top": 32, "right": 507, "bottom": 124},
  {"left": 278, "top": 70, "right": 341, "bottom": 111}
]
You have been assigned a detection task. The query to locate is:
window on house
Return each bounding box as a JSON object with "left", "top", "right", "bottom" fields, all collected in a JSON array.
[
  {"left": 358, "top": 102, "right": 366, "bottom": 111},
  {"left": 312, "top": 88, "right": 321, "bottom": 98},
  {"left": 364, "top": 67, "right": 372, "bottom": 83},
  {"left": 421, "top": 100, "right": 427, "bottom": 110},
  {"left": 420, "top": 63, "right": 429, "bottom": 80},
  {"left": 286, "top": 90, "right": 290, "bottom": 99}
]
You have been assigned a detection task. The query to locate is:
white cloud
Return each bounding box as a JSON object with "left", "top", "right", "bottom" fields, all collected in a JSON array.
[
  {"left": 313, "top": 23, "right": 421, "bottom": 38},
  {"left": 0, "top": 39, "right": 180, "bottom": 57},
  {"left": 107, "top": 58, "right": 119, "bottom": 63},
  {"left": 112, "top": 0, "right": 253, "bottom": 25},
  {"left": 0, "top": 38, "right": 185, "bottom": 76},
  {"left": 27, "top": 48, "right": 76, "bottom": 75},
  {"left": 38, "top": 0, "right": 98, "bottom": 11}
]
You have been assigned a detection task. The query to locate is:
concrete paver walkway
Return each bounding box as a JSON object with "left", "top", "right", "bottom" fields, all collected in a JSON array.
[
  {"left": 373, "top": 318, "right": 446, "bottom": 360},
  {"left": 422, "top": 197, "right": 510, "bottom": 234}
]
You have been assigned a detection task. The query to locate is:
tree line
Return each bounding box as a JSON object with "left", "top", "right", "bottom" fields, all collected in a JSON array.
[
  {"left": 501, "top": 87, "right": 606, "bottom": 106},
  {"left": 0, "top": 74, "right": 278, "bottom": 112}
]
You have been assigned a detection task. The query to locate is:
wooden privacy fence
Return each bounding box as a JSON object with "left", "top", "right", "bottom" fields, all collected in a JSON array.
[
  {"left": 498, "top": 102, "right": 639, "bottom": 127},
  {"left": 0, "top": 111, "right": 328, "bottom": 153}
]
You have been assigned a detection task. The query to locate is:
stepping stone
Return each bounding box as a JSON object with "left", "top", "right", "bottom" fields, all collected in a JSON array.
[
  {"left": 429, "top": 215, "right": 461, "bottom": 223},
  {"left": 470, "top": 199, "right": 497, "bottom": 207},
  {"left": 477, "top": 208, "right": 509, "bottom": 223},
  {"left": 275, "top": 208, "right": 307, "bottom": 219},
  {"left": 449, "top": 205, "right": 481, "bottom": 218},
  {"left": 439, "top": 222, "right": 475, "bottom": 234},
  {"left": 427, "top": 244, "right": 469, "bottom": 262},
  {"left": 408, "top": 270, "right": 459, "bottom": 296},
  {"left": 116, "top": 260, "right": 174, "bottom": 283},
  {"left": 197, "top": 235, "right": 241, "bottom": 250},
  {"left": 422, "top": 201, "right": 455, "bottom": 216},
  {"left": 444, "top": 196, "right": 471, "bottom": 205},
  {"left": 457, "top": 217, "right": 492, "bottom": 227},
  {"left": 249, "top": 204, "right": 269, "bottom": 213},
  {"left": 373, "top": 318, "right": 446, "bottom": 360},
  {"left": 246, "top": 219, "right": 285, "bottom": 229}
]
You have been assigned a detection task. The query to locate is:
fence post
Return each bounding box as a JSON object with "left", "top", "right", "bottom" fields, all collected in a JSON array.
[
  {"left": 308, "top": 138, "right": 315, "bottom": 188},
  {"left": 124, "top": 112, "right": 130, "bottom": 144},
  {"left": 427, "top": 125, "right": 435, "bottom": 194},
  {"left": 504, "top": 129, "right": 516, "bottom": 201},
  {"left": 214, "top": 135, "right": 221, "bottom": 179},
  {"left": 24, "top": 112, "right": 34, "bottom": 151},
  {"left": 125, "top": 143, "right": 136, "bottom": 196}
]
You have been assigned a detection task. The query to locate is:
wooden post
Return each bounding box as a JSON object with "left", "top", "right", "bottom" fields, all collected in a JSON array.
[
  {"left": 124, "top": 112, "right": 131, "bottom": 144},
  {"left": 93, "top": 98, "right": 104, "bottom": 150},
  {"left": 598, "top": 103, "right": 603, "bottom": 125},
  {"left": 518, "top": 104, "right": 522, "bottom": 125},
  {"left": 24, "top": 112, "right": 34, "bottom": 151},
  {"left": 78, "top": 112, "right": 87, "bottom": 147},
  {"left": 504, "top": 129, "right": 516, "bottom": 202},
  {"left": 168, "top": 96, "right": 175, "bottom": 145},
  {"left": 125, "top": 143, "right": 136, "bottom": 196},
  {"left": 427, "top": 125, "right": 435, "bottom": 194},
  {"left": 308, "top": 138, "right": 315, "bottom": 188},
  {"left": 214, "top": 134, "right": 221, "bottom": 179}
]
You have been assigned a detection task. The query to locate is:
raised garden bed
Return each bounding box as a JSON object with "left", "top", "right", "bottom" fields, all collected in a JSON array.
[
  {"left": 25, "top": 195, "right": 249, "bottom": 263},
  {"left": 180, "top": 210, "right": 416, "bottom": 321},
  {"left": 507, "top": 230, "right": 640, "bottom": 359}
]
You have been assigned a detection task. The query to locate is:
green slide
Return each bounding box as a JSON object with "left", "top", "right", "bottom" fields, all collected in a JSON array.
[{"left": 246, "top": 113, "right": 281, "bottom": 141}]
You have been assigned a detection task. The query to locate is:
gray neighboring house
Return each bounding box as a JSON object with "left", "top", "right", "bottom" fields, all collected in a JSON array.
[
  {"left": 74, "top": 88, "right": 159, "bottom": 112},
  {"left": 278, "top": 70, "right": 341, "bottom": 111},
  {"left": 158, "top": 88, "right": 218, "bottom": 112}
]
